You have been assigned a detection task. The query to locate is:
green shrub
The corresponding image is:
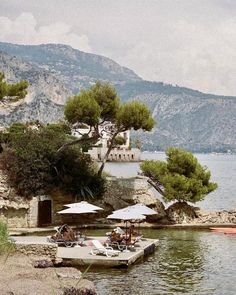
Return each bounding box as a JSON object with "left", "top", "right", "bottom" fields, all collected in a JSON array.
[
  {"left": 0, "top": 124, "right": 105, "bottom": 199},
  {"left": 0, "top": 221, "right": 15, "bottom": 255}
]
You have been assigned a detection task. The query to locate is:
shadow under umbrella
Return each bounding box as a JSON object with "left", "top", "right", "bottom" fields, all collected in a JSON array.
[
  {"left": 107, "top": 210, "right": 146, "bottom": 252},
  {"left": 57, "top": 201, "right": 104, "bottom": 245},
  {"left": 108, "top": 203, "right": 158, "bottom": 236}
]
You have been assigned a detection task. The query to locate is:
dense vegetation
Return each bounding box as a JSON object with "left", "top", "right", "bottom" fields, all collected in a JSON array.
[
  {"left": 140, "top": 147, "right": 217, "bottom": 203},
  {"left": 0, "top": 122, "right": 105, "bottom": 199},
  {"left": 0, "top": 80, "right": 154, "bottom": 199}
]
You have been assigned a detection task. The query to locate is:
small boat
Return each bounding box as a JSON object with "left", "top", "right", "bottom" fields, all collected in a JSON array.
[{"left": 210, "top": 227, "right": 236, "bottom": 235}]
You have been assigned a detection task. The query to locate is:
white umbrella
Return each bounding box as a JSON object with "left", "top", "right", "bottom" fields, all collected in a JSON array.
[
  {"left": 64, "top": 201, "right": 104, "bottom": 211},
  {"left": 110, "top": 204, "right": 157, "bottom": 236},
  {"left": 107, "top": 210, "right": 146, "bottom": 221},
  {"left": 129, "top": 204, "right": 157, "bottom": 215},
  {"left": 57, "top": 207, "right": 96, "bottom": 214},
  {"left": 57, "top": 205, "right": 99, "bottom": 234},
  {"left": 112, "top": 203, "right": 157, "bottom": 216}
]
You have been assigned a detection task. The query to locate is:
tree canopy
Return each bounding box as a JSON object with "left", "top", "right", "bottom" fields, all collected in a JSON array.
[
  {"left": 63, "top": 81, "right": 155, "bottom": 174},
  {"left": 0, "top": 72, "right": 29, "bottom": 103},
  {"left": 0, "top": 123, "right": 105, "bottom": 198},
  {"left": 140, "top": 147, "right": 217, "bottom": 203}
]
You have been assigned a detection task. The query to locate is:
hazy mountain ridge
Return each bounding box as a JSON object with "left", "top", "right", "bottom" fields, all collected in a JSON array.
[
  {"left": 121, "top": 89, "right": 236, "bottom": 152},
  {"left": 0, "top": 42, "right": 236, "bottom": 152},
  {"left": 0, "top": 42, "right": 141, "bottom": 94}
]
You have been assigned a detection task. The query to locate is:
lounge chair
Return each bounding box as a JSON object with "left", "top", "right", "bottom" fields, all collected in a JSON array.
[
  {"left": 106, "top": 239, "right": 126, "bottom": 251},
  {"left": 90, "top": 240, "right": 120, "bottom": 257},
  {"left": 47, "top": 224, "right": 78, "bottom": 247}
]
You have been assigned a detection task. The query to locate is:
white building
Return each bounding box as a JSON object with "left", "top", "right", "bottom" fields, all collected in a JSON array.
[{"left": 73, "top": 125, "right": 140, "bottom": 162}]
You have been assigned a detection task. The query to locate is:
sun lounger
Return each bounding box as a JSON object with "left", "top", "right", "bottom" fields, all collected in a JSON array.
[
  {"left": 47, "top": 224, "right": 79, "bottom": 247},
  {"left": 106, "top": 240, "right": 126, "bottom": 251},
  {"left": 90, "top": 240, "right": 120, "bottom": 257}
]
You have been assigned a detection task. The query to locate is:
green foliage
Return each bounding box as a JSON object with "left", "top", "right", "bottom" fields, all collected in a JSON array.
[
  {"left": 53, "top": 147, "right": 105, "bottom": 198},
  {"left": 64, "top": 81, "right": 121, "bottom": 126},
  {"left": 45, "top": 122, "right": 71, "bottom": 135},
  {"left": 7, "top": 122, "right": 27, "bottom": 134},
  {"left": 65, "top": 90, "right": 101, "bottom": 126},
  {"left": 0, "top": 221, "right": 15, "bottom": 255},
  {"left": 117, "top": 101, "right": 155, "bottom": 131},
  {"left": 140, "top": 147, "right": 218, "bottom": 203},
  {"left": 113, "top": 135, "right": 126, "bottom": 146},
  {"left": 64, "top": 81, "right": 154, "bottom": 133},
  {"left": 0, "top": 124, "right": 105, "bottom": 199},
  {"left": 0, "top": 72, "right": 28, "bottom": 102},
  {"left": 90, "top": 81, "right": 120, "bottom": 121}
]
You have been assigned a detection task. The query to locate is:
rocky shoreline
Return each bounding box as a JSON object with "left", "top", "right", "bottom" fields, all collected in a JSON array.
[{"left": 0, "top": 253, "right": 97, "bottom": 295}]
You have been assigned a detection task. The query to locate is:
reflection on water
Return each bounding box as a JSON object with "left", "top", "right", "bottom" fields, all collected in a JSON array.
[
  {"left": 153, "top": 231, "right": 206, "bottom": 294},
  {"left": 84, "top": 229, "right": 236, "bottom": 295}
]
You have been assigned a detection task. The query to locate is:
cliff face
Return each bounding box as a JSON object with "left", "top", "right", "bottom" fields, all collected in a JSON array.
[
  {"left": 0, "top": 42, "right": 236, "bottom": 152},
  {"left": 117, "top": 81, "right": 236, "bottom": 152},
  {"left": 0, "top": 52, "right": 66, "bottom": 125}
]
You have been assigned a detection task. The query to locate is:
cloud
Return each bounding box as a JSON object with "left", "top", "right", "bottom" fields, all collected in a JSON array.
[
  {"left": 0, "top": 12, "right": 91, "bottom": 52},
  {"left": 0, "top": 2, "right": 236, "bottom": 96},
  {"left": 118, "top": 15, "right": 236, "bottom": 96}
]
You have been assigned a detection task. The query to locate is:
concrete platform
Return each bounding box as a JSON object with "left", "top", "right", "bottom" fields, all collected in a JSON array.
[
  {"left": 13, "top": 236, "right": 159, "bottom": 268},
  {"left": 58, "top": 237, "right": 159, "bottom": 267}
]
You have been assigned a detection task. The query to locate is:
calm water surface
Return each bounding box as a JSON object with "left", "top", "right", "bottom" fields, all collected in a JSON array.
[
  {"left": 85, "top": 229, "right": 236, "bottom": 295},
  {"left": 104, "top": 152, "right": 236, "bottom": 211},
  {"left": 96, "top": 153, "right": 236, "bottom": 294}
]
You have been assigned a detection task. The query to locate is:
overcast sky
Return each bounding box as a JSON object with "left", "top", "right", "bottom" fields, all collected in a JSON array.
[{"left": 0, "top": 0, "right": 236, "bottom": 95}]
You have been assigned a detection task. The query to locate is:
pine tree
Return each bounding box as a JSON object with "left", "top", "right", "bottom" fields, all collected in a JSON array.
[
  {"left": 140, "top": 147, "right": 218, "bottom": 203},
  {"left": 0, "top": 72, "right": 29, "bottom": 103}
]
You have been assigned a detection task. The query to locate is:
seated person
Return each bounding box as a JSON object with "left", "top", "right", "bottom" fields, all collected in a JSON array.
[
  {"left": 51, "top": 224, "right": 76, "bottom": 242},
  {"left": 110, "top": 230, "right": 125, "bottom": 244},
  {"left": 129, "top": 225, "right": 140, "bottom": 236},
  {"left": 63, "top": 226, "right": 76, "bottom": 241}
]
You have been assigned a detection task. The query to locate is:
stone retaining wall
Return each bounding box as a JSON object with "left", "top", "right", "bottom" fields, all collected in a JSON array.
[{"left": 15, "top": 243, "right": 58, "bottom": 259}]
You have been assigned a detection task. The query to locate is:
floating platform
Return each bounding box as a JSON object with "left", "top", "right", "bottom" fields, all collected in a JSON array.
[
  {"left": 13, "top": 236, "right": 159, "bottom": 268},
  {"left": 58, "top": 237, "right": 159, "bottom": 268}
]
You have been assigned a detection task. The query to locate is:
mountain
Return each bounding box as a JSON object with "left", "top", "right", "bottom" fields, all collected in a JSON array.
[
  {"left": 0, "top": 42, "right": 236, "bottom": 153},
  {"left": 0, "top": 42, "right": 141, "bottom": 93},
  {"left": 0, "top": 51, "right": 66, "bottom": 125},
  {"left": 116, "top": 81, "right": 236, "bottom": 152}
]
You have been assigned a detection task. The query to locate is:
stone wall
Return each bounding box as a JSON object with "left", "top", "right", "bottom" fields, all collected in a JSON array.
[
  {"left": 2, "top": 166, "right": 236, "bottom": 227},
  {"left": 94, "top": 176, "right": 166, "bottom": 220},
  {"left": 47, "top": 176, "right": 166, "bottom": 225},
  {"left": 1, "top": 172, "right": 167, "bottom": 227},
  {"left": 0, "top": 170, "right": 31, "bottom": 228},
  {"left": 15, "top": 243, "right": 57, "bottom": 259}
]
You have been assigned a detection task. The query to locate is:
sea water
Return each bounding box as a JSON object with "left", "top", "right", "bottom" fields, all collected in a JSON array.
[{"left": 104, "top": 152, "right": 236, "bottom": 211}]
